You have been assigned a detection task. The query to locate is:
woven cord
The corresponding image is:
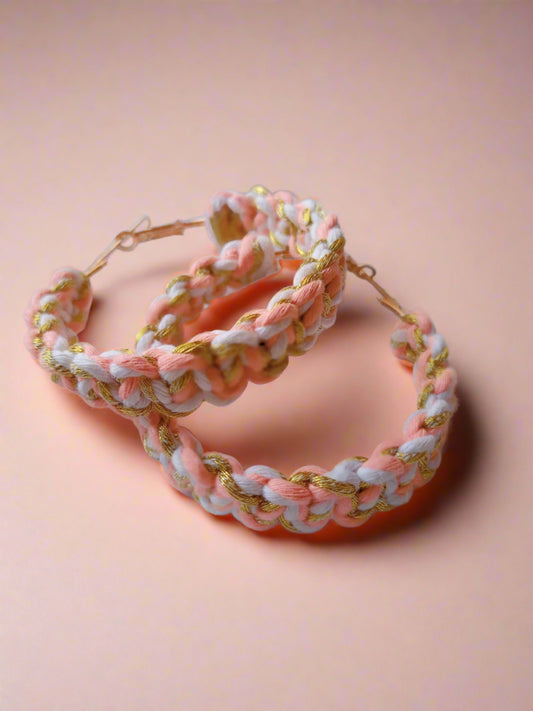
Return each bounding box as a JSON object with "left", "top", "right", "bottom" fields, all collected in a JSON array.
[
  {"left": 140, "top": 309, "right": 457, "bottom": 533},
  {"left": 25, "top": 186, "right": 458, "bottom": 533},
  {"left": 25, "top": 189, "right": 346, "bottom": 420}
]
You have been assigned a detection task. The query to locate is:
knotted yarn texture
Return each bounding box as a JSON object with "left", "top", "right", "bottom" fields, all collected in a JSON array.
[
  {"left": 25, "top": 186, "right": 458, "bottom": 534},
  {"left": 25, "top": 188, "right": 346, "bottom": 418},
  {"left": 141, "top": 310, "right": 457, "bottom": 533}
]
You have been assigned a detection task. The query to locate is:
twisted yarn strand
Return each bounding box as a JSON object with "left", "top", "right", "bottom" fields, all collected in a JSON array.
[
  {"left": 140, "top": 310, "right": 458, "bottom": 533},
  {"left": 25, "top": 186, "right": 458, "bottom": 533},
  {"left": 25, "top": 188, "right": 346, "bottom": 420}
]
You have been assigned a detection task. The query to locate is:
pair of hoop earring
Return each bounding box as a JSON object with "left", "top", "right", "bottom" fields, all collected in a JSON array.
[{"left": 25, "top": 185, "right": 458, "bottom": 534}]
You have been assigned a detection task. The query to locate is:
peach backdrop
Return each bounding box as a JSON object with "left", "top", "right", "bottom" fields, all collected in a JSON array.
[{"left": 2, "top": 2, "right": 532, "bottom": 709}]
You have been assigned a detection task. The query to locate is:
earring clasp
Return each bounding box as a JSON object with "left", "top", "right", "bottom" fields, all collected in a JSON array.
[
  {"left": 84, "top": 215, "right": 205, "bottom": 277},
  {"left": 346, "top": 255, "right": 406, "bottom": 319}
]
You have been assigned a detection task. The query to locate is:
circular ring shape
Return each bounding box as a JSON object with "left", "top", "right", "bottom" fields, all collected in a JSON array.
[
  {"left": 25, "top": 187, "right": 347, "bottom": 420},
  {"left": 138, "top": 310, "right": 458, "bottom": 533},
  {"left": 24, "top": 185, "right": 458, "bottom": 534}
]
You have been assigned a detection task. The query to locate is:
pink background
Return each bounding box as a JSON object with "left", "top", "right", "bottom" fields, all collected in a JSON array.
[{"left": 2, "top": 2, "right": 532, "bottom": 709}]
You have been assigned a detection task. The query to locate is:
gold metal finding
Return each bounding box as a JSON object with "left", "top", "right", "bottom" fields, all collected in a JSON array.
[
  {"left": 84, "top": 215, "right": 205, "bottom": 277},
  {"left": 346, "top": 254, "right": 406, "bottom": 319}
]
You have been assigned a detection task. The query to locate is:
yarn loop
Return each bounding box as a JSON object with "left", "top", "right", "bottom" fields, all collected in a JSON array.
[{"left": 25, "top": 186, "right": 458, "bottom": 533}]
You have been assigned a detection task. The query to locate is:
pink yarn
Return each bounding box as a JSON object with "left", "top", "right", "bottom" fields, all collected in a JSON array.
[{"left": 24, "top": 186, "right": 458, "bottom": 533}]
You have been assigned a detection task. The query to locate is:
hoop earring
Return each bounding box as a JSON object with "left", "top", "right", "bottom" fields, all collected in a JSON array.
[{"left": 25, "top": 186, "right": 457, "bottom": 533}]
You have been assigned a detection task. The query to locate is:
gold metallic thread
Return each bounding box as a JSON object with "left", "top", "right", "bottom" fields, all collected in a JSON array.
[
  {"left": 135, "top": 324, "right": 157, "bottom": 345},
  {"left": 158, "top": 420, "right": 180, "bottom": 458},
  {"left": 263, "top": 354, "right": 289, "bottom": 378},
  {"left": 417, "top": 382, "right": 434, "bottom": 409},
  {"left": 268, "top": 230, "right": 285, "bottom": 250},
  {"left": 426, "top": 347, "right": 449, "bottom": 378},
  {"left": 50, "top": 278, "right": 75, "bottom": 293},
  {"left": 169, "top": 371, "right": 193, "bottom": 394},
  {"left": 168, "top": 291, "right": 190, "bottom": 308},
  {"left": 279, "top": 515, "right": 300, "bottom": 533},
  {"left": 251, "top": 185, "right": 269, "bottom": 196},
  {"left": 204, "top": 453, "right": 263, "bottom": 507},
  {"left": 390, "top": 339, "right": 417, "bottom": 363},
  {"left": 251, "top": 239, "right": 265, "bottom": 273},
  {"left": 173, "top": 340, "right": 211, "bottom": 356},
  {"left": 33, "top": 196, "right": 453, "bottom": 530},
  {"left": 423, "top": 411, "right": 452, "bottom": 429},
  {"left": 235, "top": 312, "right": 260, "bottom": 326}
]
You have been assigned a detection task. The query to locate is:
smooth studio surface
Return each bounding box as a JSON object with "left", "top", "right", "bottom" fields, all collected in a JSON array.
[{"left": 2, "top": 2, "right": 532, "bottom": 710}]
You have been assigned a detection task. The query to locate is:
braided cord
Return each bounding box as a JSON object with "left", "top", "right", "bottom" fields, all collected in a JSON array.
[
  {"left": 25, "top": 188, "right": 346, "bottom": 420},
  {"left": 141, "top": 309, "right": 457, "bottom": 533},
  {"left": 25, "top": 186, "right": 458, "bottom": 533}
]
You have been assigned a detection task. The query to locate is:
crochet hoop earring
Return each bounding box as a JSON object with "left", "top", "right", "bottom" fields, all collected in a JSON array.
[
  {"left": 26, "top": 187, "right": 347, "bottom": 416},
  {"left": 25, "top": 186, "right": 458, "bottom": 534}
]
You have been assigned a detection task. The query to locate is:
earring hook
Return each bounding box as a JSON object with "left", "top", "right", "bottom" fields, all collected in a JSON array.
[
  {"left": 346, "top": 254, "right": 406, "bottom": 319},
  {"left": 84, "top": 215, "right": 205, "bottom": 277}
]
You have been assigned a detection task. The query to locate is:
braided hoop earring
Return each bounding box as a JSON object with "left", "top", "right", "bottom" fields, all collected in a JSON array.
[
  {"left": 25, "top": 186, "right": 458, "bottom": 534},
  {"left": 26, "top": 187, "right": 346, "bottom": 418}
]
